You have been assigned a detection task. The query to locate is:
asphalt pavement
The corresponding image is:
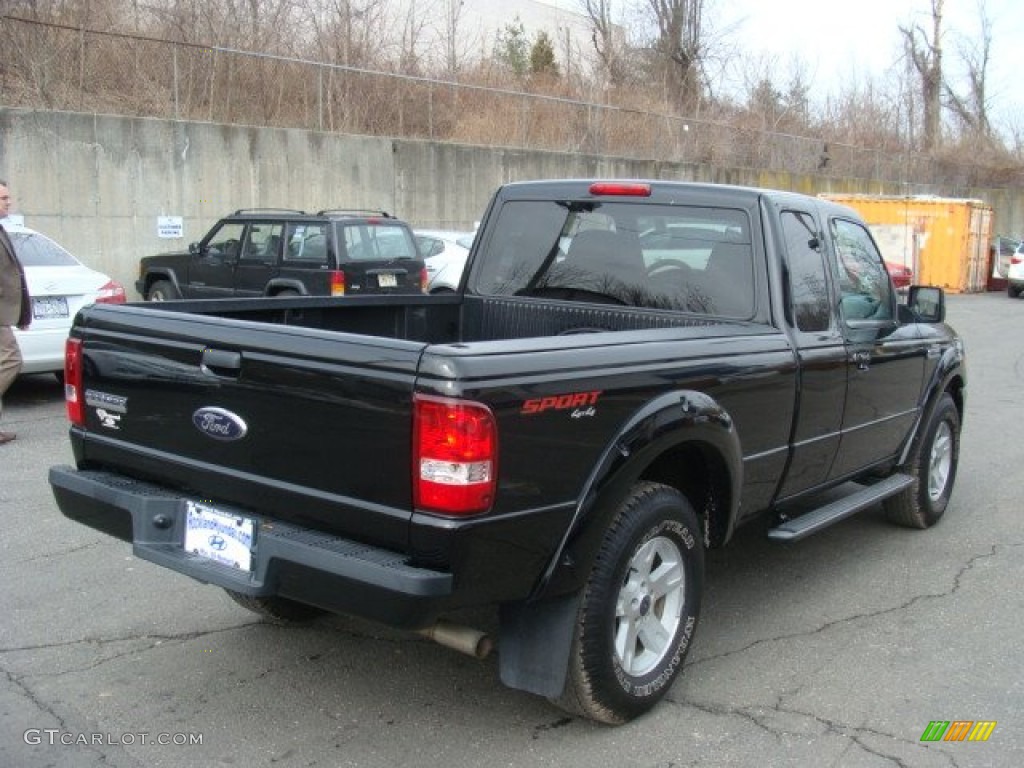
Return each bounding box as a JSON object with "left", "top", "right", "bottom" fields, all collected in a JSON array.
[{"left": 1, "top": 292, "right": 1021, "bottom": 767}]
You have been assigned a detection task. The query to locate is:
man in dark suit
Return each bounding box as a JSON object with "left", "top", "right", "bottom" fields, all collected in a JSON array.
[{"left": 0, "top": 179, "right": 32, "bottom": 445}]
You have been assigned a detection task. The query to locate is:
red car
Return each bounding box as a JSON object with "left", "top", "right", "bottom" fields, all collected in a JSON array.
[{"left": 885, "top": 260, "right": 913, "bottom": 290}]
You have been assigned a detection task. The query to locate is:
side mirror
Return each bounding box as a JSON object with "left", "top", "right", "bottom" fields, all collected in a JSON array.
[
  {"left": 908, "top": 286, "right": 945, "bottom": 323},
  {"left": 188, "top": 241, "right": 201, "bottom": 255}
]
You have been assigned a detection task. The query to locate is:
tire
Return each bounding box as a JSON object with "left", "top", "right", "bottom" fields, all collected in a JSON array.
[
  {"left": 224, "top": 590, "right": 325, "bottom": 624},
  {"left": 274, "top": 289, "right": 300, "bottom": 297},
  {"left": 553, "top": 482, "right": 704, "bottom": 724},
  {"left": 1009, "top": 284, "right": 1022, "bottom": 299},
  {"left": 146, "top": 279, "right": 176, "bottom": 301},
  {"left": 884, "top": 393, "right": 960, "bottom": 529}
]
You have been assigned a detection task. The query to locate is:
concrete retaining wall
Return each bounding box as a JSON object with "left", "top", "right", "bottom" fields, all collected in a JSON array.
[{"left": 1, "top": 107, "right": 1021, "bottom": 296}]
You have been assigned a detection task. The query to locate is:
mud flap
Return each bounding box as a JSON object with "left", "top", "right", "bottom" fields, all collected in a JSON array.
[{"left": 498, "top": 591, "right": 581, "bottom": 698}]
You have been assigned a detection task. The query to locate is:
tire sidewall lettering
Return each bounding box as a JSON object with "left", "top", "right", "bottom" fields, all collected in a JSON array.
[{"left": 610, "top": 516, "right": 698, "bottom": 699}]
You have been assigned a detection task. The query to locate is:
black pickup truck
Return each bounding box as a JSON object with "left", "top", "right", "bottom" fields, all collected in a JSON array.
[{"left": 50, "top": 180, "right": 965, "bottom": 724}]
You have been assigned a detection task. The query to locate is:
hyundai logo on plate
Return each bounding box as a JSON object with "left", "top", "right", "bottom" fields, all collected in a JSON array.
[
  {"left": 192, "top": 407, "right": 248, "bottom": 441},
  {"left": 208, "top": 534, "right": 228, "bottom": 551}
]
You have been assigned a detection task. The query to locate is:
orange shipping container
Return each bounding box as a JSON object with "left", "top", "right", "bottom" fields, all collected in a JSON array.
[{"left": 820, "top": 194, "right": 993, "bottom": 293}]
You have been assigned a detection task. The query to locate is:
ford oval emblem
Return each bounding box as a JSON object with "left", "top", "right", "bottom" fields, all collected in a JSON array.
[{"left": 192, "top": 407, "right": 248, "bottom": 441}]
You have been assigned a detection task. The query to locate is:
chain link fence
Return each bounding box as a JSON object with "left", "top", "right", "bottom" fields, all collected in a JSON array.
[{"left": 0, "top": 15, "right": 1007, "bottom": 188}]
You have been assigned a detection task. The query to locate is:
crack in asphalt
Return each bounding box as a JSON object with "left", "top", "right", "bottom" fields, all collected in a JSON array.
[
  {"left": 666, "top": 696, "right": 959, "bottom": 768},
  {"left": 660, "top": 545, "right": 1007, "bottom": 765},
  {"left": 0, "top": 615, "right": 415, "bottom": 683},
  {"left": 0, "top": 621, "right": 267, "bottom": 686},
  {"left": 690, "top": 544, "right": 1001, "bottom": 669},
  {"left": 14, "top": 539, "right": 107, "bottom": 564},
  {"left": 1, "top": 661, "right": 141, "bottom": 768}
]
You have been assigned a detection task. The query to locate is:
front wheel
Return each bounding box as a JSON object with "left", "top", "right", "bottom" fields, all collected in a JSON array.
[
  {"left": 553, "top": 482, "right": 704, "bottom": 724},
  {"left": 884, "top": 393, "right": 960, "bottom": 528}
]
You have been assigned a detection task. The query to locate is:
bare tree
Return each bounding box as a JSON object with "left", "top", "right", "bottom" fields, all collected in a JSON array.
[
  {"left": 439, "top": 0, "right": 467, "bottom": 78},
  {"left": 899, "top": 0, "right": 944, "bottom": 151},
  {"left": 641, "top": 0, "right": 706, "bottom": 110},
  {"left": 944, "top": 0, "right": 993, "bottom": 142},
  {"left": 578, "top": 0, "right": 623, "bottom": 87}
]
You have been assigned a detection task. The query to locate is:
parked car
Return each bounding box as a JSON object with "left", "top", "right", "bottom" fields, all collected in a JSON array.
[
  {"left": 1008, "top": 241, "right": 1024, "bottom": 298},
  {"left": 885, "top": 260, "right": 913, "bottom": 290},
  {"left": 6, "top": 222, "right": 126, "bottom": 376},
  {"left": 414, "top": 229, "right": 474, "bottom": 293},
  {"left": 137, "top": 209, "right": 427, "bottom": 300}
]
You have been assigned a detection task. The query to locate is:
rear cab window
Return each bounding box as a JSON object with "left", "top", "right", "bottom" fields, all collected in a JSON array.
[{"left": 470, "top": 200, "right": 756, "bottom": 318}]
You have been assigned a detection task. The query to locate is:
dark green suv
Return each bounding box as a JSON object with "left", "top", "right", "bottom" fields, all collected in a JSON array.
[{"left": 136, "top": 209, "right": 426, "bottom": 300}]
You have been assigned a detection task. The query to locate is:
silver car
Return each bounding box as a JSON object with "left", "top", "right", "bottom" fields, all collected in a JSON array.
[{"left": 414, "top": 229, "right": 475, "bottom": 293}]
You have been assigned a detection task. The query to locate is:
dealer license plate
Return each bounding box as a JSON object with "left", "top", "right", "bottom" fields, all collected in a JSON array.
[
  {"left": 377, "top": 273, "right": 397, "bottom": 288},
  {"left": 183, "top": 501, "right": 255, "bottom": 572},
  {"left": 32, "top": 296, "right": 69, "bottom": 319}
]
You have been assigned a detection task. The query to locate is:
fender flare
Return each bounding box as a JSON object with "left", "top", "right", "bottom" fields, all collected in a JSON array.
[
  {"left": 532, "top": 389, "right": 743, "bottom": 601},
  {"left": 898, "top": 341, "right": 966, "bottom": 466},
  {"left": 264, "top": 279, "right": 308, "bottom": 296},
  {"left": 142, "top": 269, "right": 182, "bottom": 298}
]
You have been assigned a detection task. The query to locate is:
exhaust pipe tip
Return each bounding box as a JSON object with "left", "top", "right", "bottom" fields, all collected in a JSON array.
[{"left": 416, "top": 620, "right": 494, "bottom": 659}]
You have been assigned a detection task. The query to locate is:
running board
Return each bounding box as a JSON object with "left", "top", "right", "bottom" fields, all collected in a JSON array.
[{"left": 767, "top": 474, "right": 915, "bottom": 542}]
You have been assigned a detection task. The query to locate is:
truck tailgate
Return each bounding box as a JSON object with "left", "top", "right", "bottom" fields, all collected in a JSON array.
[{"left": 70, "top": 304, "right": 427, "bottom": 551}]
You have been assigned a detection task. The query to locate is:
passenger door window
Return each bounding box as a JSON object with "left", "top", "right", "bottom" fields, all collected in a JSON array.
[{"left": 830, "top": 218, "right": 894, "bottom": 323}]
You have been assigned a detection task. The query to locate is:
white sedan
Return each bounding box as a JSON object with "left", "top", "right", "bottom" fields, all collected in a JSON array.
[
  {"left": 1009, "top": 241, "right": 1024, "bottom": 298},
  {"left": 414, "top": 229, "right": 475, "bottom": 293},
  {"left": 8, "top": 223, "right": 126, "bottom": 376}
]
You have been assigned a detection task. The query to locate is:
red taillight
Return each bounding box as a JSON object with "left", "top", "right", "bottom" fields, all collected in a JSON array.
[
  {"left": 420, "top": 267, "right": 429, "bottom": 293},
  {"left": 413, "top": 395, "right": 497, "bottom": 516},
  {"left": 330, "top": 270, "right": 346, "bottom": 296},
  {"left": 95, "top": 280, "right": 126, "bottom": 304},
  {"left": 64, "top": 338, "right": 85, "bottom": 426},
  {"left": 589, "top": 182, "right": 652, "bottom": 197},
  {"left": 1012, "top": 255, "right": 1023, "bottom": 265}
]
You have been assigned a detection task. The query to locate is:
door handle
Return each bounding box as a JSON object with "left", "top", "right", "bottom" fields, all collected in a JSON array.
[
  {"left": 851, "top": 350, "right": 871, "bottom": 371},
  {"left": 201, "top": 348, "right": 242, "bottom": 377}
]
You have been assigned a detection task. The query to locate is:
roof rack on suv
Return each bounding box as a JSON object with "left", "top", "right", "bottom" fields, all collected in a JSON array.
[
  {"left": 317, "top": 209, "right": 394, "bottom": 218},
  {"left": 232, "top": 208, "right": 308, "bottom": 215}
]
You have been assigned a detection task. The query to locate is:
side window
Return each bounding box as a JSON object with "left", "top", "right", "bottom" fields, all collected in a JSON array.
[
  {"left": 241, "top": 222, "right": 284, "bottom": 264},
  {"left": 284, "top": 223, "right": 329, "bottom": 266},
  {"left": 830, "top": 218, "right": 894, "bottom": 323},
  {"left": 204, "top": 222, "right": 245, "bottom": 262},
  {"left": 781, "top": 210, "right": 830, "bottom": 332}
]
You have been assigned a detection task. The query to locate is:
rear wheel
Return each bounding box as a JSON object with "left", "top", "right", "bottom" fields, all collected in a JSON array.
[
  {"left": 224, "top": 590, "right": 325, "bottom": 624},
  {"left": 146, "top": 279, "right": 176, "bottom": 301},
  {"left": 1009, "top": 284, "right": 1022, "bottom": 298},
  {"left": 884, "top": 393, "right": 960, "bottom": 528},
  {"left": 553, "top": 482, "right": 703, "bottom": 724}
]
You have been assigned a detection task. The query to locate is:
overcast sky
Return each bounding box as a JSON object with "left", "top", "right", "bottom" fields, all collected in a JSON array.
[{"left": 548, "top": 0, "right": 1024, "bottom": 130}]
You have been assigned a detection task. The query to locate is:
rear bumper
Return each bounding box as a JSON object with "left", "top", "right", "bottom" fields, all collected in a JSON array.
[{"left": 49, "top": 465, "right": 453, "bottom": 629}]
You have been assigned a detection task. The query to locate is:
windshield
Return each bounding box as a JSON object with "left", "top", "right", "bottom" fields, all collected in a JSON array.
[
  {"left": 10, "top": 231, "right": 82, "bottom": 267},
  {"left": 470, "top": 200, "right": 755, "bottom": 317}
]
